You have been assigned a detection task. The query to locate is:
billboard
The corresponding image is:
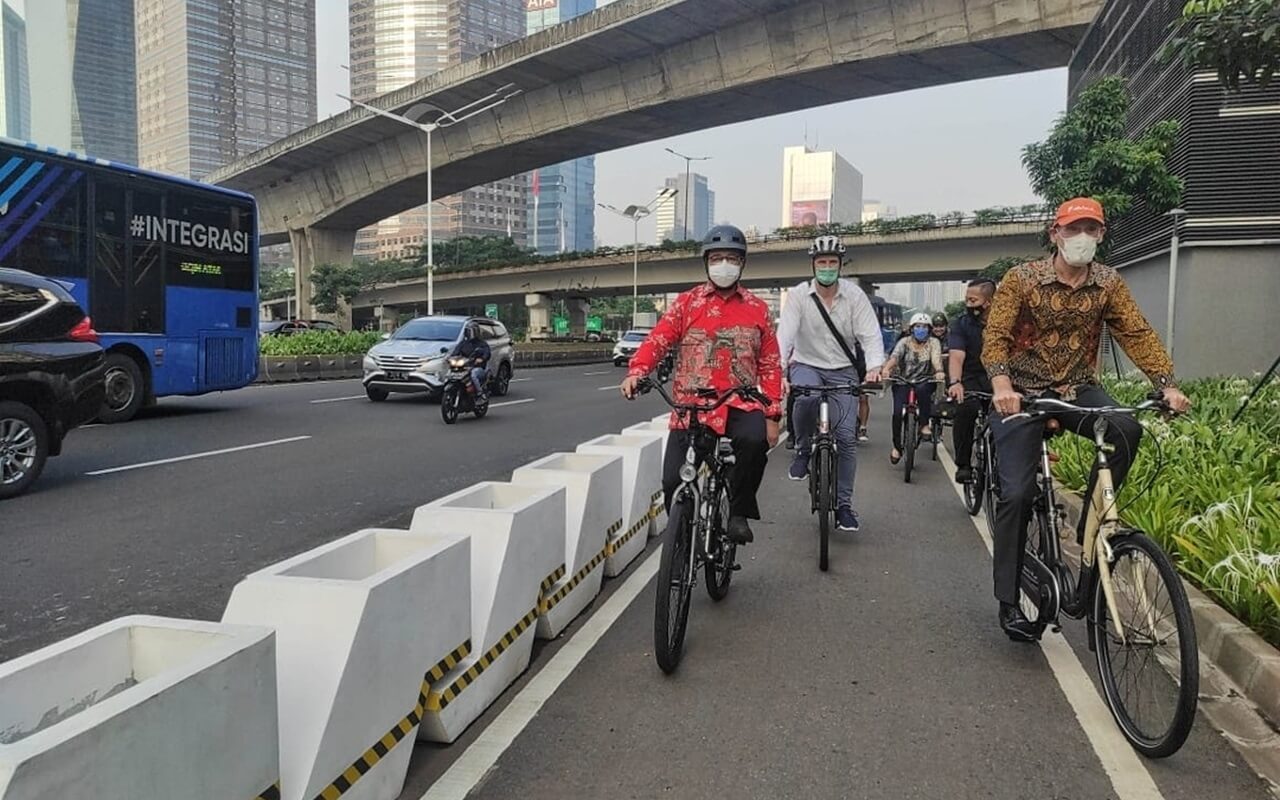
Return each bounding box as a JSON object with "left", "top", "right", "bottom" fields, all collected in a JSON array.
[
  {"left": 790, "top": 200, "right": 829, "bottom": 227},
  {"left": 525, "top": 0, "right": 558, "bottom": 10}
]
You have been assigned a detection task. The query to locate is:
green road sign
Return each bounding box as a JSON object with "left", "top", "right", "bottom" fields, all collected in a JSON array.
[{"left": 485, "top": 303, "right": 499, "bottom": 319}]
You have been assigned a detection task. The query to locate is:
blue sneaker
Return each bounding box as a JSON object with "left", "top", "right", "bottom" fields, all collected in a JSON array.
[
  {"left": 836, "top": 506, "right": 860, "bottom": 532},
  {"left": 788, "top": 454, "right": 809, "bottom": 481}
]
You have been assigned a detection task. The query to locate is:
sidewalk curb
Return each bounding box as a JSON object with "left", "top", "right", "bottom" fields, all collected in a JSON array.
[{"left": 1056, "top": 488, "right": 1280, "bottom": 793}]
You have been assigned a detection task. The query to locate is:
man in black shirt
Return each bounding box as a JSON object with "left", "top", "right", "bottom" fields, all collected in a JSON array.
[{"left": 946, "top": 278, "right": 996, "bottom": 482}]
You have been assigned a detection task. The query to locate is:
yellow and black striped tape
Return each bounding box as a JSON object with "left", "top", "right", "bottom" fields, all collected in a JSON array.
[
  {"left": 540, "top": 564, "right": 566, "bottom": 593},
  {"left": 427, "top": 607, "right": 538, "bottom": 712},
  {"left": 539, "top": 517, "right": 623, "bottom": 614},
  {"left": 310, "top": 638, "right": 470, "bottom": 800},
  {"left": 256, "top": 783, "right": 280, "bottom": 800},
  {"left": 606, "top": 506, "right": 657, "bottom": 557}
]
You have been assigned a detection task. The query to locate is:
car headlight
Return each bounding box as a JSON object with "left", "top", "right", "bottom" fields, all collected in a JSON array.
[
  {"left": 420, "top": 357, "right": 444, "bottom": 371},
  {"left": 362, "top": 355, "right": 376, "bottom": 370}
]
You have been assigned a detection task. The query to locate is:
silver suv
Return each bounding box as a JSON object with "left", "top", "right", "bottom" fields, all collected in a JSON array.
[
  {"left": 612, "top": 329, "right": 650, "bottom": 367},
  {"left": 362, "top": 316, "right": 515, "bottom": 402}
]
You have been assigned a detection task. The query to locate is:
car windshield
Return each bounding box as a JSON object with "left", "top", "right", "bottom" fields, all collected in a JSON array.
[
  {"left": 392, "top": 319, "right": 464, "bottom": 341},
  {"left": 622, "top": 331, "right": 647, "bottom": 342}
]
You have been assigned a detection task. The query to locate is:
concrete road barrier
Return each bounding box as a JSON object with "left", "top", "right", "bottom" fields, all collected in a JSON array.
[
  {"left": 317, "top": 355, "right": 347, "bottom": 380},
  {"left": 295, "top": 355, "right": 322, "bottom": 381},
  {"left": 261, "top": 356, "right": 301, "bottom": 382},
  {"left": 410, "top": 482, "right": 563, "bottom": 743},
  {"left": 0, "top": 616, "right": 278, "bottom": 800},
  {"left": 512, "top": 452, "right": 624, "bottom": 639},
  {"left": 577, "top": 433, "right": 663, "bottom": 576},
  {"left": 223, "top": 528, "right": 470, "bottom": 800},
  {"left": 624, "top": 418, "right": 672, "bottom": 537}
]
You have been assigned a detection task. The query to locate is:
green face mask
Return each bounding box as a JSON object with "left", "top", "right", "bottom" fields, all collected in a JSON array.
[{"left": 814, "top": 267, "right": 840, "bottom": 286}]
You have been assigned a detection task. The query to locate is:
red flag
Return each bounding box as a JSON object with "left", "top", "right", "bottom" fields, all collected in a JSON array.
[{"left": 531, "top": 170, "right": 540, "bottom": 198}]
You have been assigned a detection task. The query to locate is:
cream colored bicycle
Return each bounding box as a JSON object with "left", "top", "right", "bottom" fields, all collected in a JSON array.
[{"left": 1008, "top": 394, "right": 1197, "bottom": 758}]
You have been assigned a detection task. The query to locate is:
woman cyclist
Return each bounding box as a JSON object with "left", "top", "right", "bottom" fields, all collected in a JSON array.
[{"left": 882, "top": 313, "right": 945, "bottom": 464}]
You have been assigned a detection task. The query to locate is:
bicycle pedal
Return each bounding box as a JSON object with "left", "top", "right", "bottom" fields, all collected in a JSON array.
[
  {"left": 730, "top": 564, "right": 742, "bottom": 571},
  {"left": 1051, "top": 625, "right": 1062, "bottom": 633}
]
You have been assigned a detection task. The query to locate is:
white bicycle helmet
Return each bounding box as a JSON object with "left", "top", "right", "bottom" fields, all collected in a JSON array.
[
  {"left": 808, "top": 235, "right": 846, "bottom": 259},
  {"left": 909, "top": 312, "right": 932, "bottom": 327}
]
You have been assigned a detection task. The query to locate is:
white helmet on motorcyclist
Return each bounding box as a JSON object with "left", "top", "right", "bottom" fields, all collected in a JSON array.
[{"left": 909, "top": 312, "right": 932, "bottom": 328}]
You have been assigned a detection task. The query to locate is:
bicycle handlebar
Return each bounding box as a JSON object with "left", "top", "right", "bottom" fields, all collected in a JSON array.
[
  {"left": 789, "top": 382, "right": 880, "bottom": 397},
  {"left": 636, "top": 376, "right": 771, "bottom": 413},
  {"left": 1005, "top": 394, "right": 1171, "bottom": 422}
]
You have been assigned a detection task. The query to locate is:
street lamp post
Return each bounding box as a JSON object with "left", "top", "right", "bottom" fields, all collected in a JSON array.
[
  {"left": 664, "top": 147, "right": 710, "bottom": 241},
  {"left": 599, "top": 187, "right": 678, "bottom": 327},
  {"left": 338, "top": 82, "right": 522, "bottom": 315},
  {"left": 1165, "top": 208, "right": 1187, "bottom": 361}
]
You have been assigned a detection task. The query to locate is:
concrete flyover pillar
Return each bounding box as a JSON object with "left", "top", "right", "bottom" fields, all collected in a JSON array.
[
  {"left": 525, "top": 293, "right": 553, "bottom": 340},
  {"left": 567, "top": 296, "right": 590, "bottom": 338},
  {"left": 288, "top": 227, "right": 358, "bottom": 320}
]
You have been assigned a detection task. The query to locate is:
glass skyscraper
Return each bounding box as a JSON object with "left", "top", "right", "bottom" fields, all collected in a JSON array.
[
  {"left": 71, "top": 0, "right": 138, "bottom": 163},
  {"left": 136, "top": 0, "right": 317, "bottom": 179},
  {"left": 527, "top": 0, "right": 596, "bottom": 255},
  {"left": 0, "top": 0, "right": 29, "bottom": 141},
  {"left": 655, "top": 172, "right": 714, "bottom": 244}
]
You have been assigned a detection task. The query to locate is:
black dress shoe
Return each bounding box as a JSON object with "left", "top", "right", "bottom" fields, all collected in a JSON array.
[
  {"left": 726, "top": 516, "right": 754, "bottom": 544},
  {"left": 999, "top": 603, "right": 1039, "bottom": 642}
]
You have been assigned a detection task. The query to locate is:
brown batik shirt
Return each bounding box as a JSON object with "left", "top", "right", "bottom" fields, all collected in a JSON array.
[{"left": 981, "top": 258, "right": 1175, "bottom": 397}]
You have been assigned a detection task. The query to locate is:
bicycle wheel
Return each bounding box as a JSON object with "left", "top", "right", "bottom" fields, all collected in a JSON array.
[
  {"left": 902, "top": 409, "right": 916, "bottom": 484},
  {"left": 1092, "top": 531, "right": 1198, "bottom": 758},
  {"left": 931, "top": 425, "right": 939, "bottom": 462},
  {"left": 963, "top": 433, "right": 986, "bottom": 516},
  {"left": 654, "top": 496, "right": 695, "bottom": 674},
  {"left": 1018, "top": 510, "right": 1055, "bottom": 637},
  {"left": 983, "top": 436, "right": 1000, "bottom": 524},
  {"left": 816, "top": 445, "right": 833, "bottom": 572},
  {"left": 705, "top": 488, "right": 736, "bottom": 601}
]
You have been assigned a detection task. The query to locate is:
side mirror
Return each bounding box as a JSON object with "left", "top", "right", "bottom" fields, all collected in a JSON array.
[
  {"left": 380, "top": 332, "right": 391, "bottom": 340},
  {"left": 440, "top": 346, "right": 449, "bottom": 353}
]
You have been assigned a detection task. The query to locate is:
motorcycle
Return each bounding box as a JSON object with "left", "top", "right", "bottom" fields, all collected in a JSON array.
[{"left": 440, "top": 356, "right": 489, "bottom": 424}]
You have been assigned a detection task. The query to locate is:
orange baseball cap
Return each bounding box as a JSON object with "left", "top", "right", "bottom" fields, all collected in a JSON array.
[{"left": 1055, "top": 197, "right": 1105, "bottom": 227}]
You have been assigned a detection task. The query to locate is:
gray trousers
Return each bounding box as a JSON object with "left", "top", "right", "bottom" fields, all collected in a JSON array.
[{"left": 790, "top": 363, "right": 861, "bottom": 509}]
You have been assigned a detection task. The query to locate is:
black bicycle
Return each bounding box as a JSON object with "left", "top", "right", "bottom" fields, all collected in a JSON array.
[
  {"left": 1008, "top": 394, "right": 1197, "bottom": 758},
  {"left": 960, "top": 391, "right": 996, "bottom": 517},
  {"left": 790, "top": 381, "right": 877, "bottom": 571},
  {"left": 635, "top": 378, "right": 769, "bottom": 674},
  {"left": 888, "top": 377, "right": 941, "bottom": 483}
]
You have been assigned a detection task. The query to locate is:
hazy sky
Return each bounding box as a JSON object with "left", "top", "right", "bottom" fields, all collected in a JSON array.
[{"left": 313, "top": 0, "right": 1067, "bottom": 247}]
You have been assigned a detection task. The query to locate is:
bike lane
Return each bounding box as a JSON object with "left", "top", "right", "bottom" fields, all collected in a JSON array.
[{"left": 411, "top": 423, "right": 1274, "bottom": 799}]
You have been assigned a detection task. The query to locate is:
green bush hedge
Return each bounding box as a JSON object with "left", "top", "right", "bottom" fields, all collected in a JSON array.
[
  {"left": 1052, "top": 375, "right": 1280, "bottom": 646},
  {"left": 259, "top": 331, "right": 383, "bottom": 356}
]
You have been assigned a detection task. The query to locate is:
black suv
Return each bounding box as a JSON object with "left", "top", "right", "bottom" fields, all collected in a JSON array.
[{"left": 0, "top": 269, "right": 106, "bottom": 499}]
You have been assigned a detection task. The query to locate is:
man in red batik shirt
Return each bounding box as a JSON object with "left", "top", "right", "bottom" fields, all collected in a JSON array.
[{"left": 621, "top": 225, "right": 783, "bottom": 545}]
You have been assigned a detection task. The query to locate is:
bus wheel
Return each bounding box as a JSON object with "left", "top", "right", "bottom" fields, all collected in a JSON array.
[{"left": 99, "top": 353, "right": 145, "bottom": 424}]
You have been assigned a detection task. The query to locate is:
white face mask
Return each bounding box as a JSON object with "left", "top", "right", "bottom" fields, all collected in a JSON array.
[
  {"left": 1059, "top": 233, "right": 1099, "bottom": 266},
  {"left": 707, "top": 259, "right": 742, "bottom": 288}
]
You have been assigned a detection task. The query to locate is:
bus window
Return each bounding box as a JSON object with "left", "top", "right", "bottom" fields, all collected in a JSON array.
[
  {"left": 92, "top": 179, "right": 129, "bottom": 332},
  {"left": 129, "top": 188, "right": 165, "bottom": 333},
  {"left": 0, "top": 172, "right": 87, "bottom": 278},
  {"left": 165, "top": 191, "right": 254, "bottom": 292}
]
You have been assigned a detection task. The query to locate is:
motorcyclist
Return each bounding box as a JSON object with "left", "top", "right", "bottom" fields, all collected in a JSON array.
[{"left": 456, "top": 323, "right": 491, "bottom": 397}]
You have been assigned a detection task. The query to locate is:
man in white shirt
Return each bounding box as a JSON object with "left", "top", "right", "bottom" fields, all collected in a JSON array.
[{"left": 777, "top": 236, "right": 886, "bottom": 532}]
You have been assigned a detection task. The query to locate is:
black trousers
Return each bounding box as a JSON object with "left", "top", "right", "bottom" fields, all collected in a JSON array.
[
  {"left": 988, "top": 385, "right": 1143, "bottom": 605},
  {"left": 663, "top": 407, "right": 769, "bottom": 520},
  {"left": 950, "top": 376, "right": 992, "bottom": 469}
]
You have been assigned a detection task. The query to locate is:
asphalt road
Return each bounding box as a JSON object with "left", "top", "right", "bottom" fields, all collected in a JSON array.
[
  {"left": 0, "top": 363, "right": 657, "bottom": 660},
  {"left": 2, "top": 378, "right": 1274, "bottom": 799}
]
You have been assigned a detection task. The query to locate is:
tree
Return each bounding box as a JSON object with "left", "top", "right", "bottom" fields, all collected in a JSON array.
[
  {"left": 421, "top": 236, "right": 533, "bottom": 272},
  {"left": 259, "top": 266, "right": 295, "bottom": 300},
  {"left": 1021, "top": 77, "right": 1183, "bottom": 224},
  {"left": 309, "top": 260, "right": 417, "bottom": 313},
  {"left": 944, "top": 299, "right": 966, "bottom": 320},
  {"left": 1168, "top": 0, "right": 1280, "bottom": 90},
  {"left": 981, "top": 255, "right": 1035, "bottom": 281}
]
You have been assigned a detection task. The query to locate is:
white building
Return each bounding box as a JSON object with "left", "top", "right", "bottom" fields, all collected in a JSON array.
[{"left": 780, "top": 145, "right": 863, "bottom": 228}]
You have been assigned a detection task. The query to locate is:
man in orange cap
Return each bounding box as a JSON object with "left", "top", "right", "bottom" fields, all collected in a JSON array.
[{"left": 980, "top": 197, "right": 1191, "bottom": 641}]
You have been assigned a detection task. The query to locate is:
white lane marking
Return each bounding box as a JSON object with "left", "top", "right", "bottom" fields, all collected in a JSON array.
[
  {"left": 80, "top": 423, "right": 103, "bottom": 429},
  {"left": 420, "top": 547, "right": 661, "bottom": 800},
  {"left": 508, "top": 377, "right": 532, "bottom": 383},
  {"left": 597, "top": 384, "right": 621, "bottom": 391},
  {"left": 582, "top": 370, "right": 611, "bottom": 376},
  {"left": 85, "top": 436, "right": 313, "bottom": 476},
  {"left": 488, "top": 398, "right": 536, "bottom": 409},
  {"left": 309, "top": 395, "right": 368, "bottom": 404},
  {"left": 938, "top": 445, "right": 1165, "bottom": 800}
]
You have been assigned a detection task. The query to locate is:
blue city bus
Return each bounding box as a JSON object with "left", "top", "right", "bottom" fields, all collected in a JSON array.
[
  {"left": 0, "top": 138, "right": 258, "bottom": 422},
  {"left": 870, "top": 296, "right": 905, "bottom": 353}
]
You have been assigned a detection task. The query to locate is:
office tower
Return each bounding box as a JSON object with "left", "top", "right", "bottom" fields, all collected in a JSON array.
[{"left": 780, "top": 146, "right": 863, "bottom": 228}]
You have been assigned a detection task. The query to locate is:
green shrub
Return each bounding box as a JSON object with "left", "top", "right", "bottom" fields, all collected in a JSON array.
[
  {"left": 259, "top": 330, "right": 383, "bottom": 356},
  {"left": 1052, "top": 374, "right": 1280, "bottom": 645}
]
